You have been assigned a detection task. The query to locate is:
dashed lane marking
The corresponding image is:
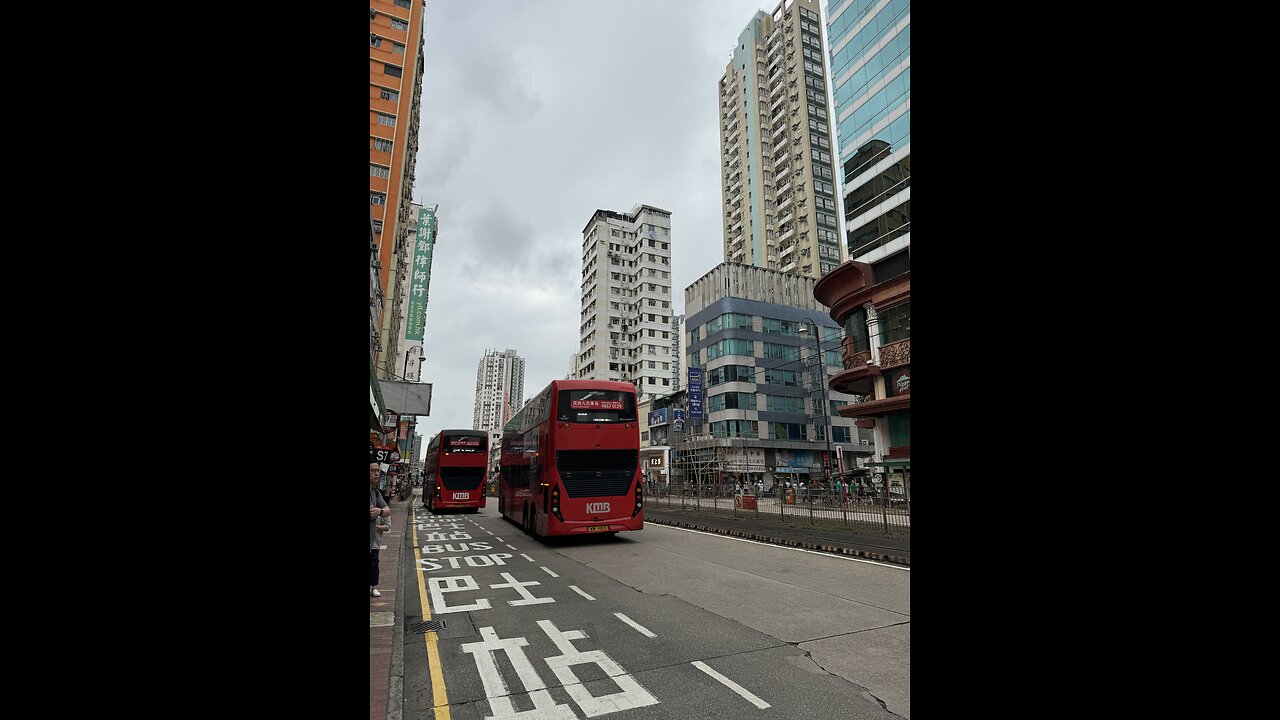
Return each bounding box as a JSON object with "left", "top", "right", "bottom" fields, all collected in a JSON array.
[
  {"left": 614, "top": 613, "right": 656, "bottom": 638},
  {"left": 692, "top": 661, "right": 770, "bottom": 709}
]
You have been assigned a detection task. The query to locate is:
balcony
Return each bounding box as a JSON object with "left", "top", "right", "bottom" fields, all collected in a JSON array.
[
  {"left": 777, "top": 224, "right": 795, "bottom": 242},
  {"left": 878, "top": 338, "right": 910, "bottom": 368}
]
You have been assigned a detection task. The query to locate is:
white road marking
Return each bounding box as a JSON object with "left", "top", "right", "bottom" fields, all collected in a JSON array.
[
  {"left": 505, "top": 544, "right": 518, "bottom": 550},
  {"left": 692, "top": 661, "right": 771, "bottom": 709},
  {"left": 652, "top": 523, "right": 910, "bottom": 570},
  {"left": 540, "top": 566, "right": 559, "bottom": 577},
  {"left": 494, "top": 536, "right": 503, "bottom": 541},
  {"left": 539, "top": 620, "right": 660, "bottom": 715},
  {"left": 490, "top": 572, "right": 554, "bottom": 606},
  {"left": 521, "top": 553, "right": 535, "bottom": 562},
  {"left": 461, "top": 626, "right": 574, "bottom": 719},
  {"left": 613, "top": 613, "right": 656, "bottom": 638},
  {"left": 569, "top": 585, "right": 595, "bottom": 601},
  {"left": 428, "top": 575, "right": 492, "bottom": 614}
]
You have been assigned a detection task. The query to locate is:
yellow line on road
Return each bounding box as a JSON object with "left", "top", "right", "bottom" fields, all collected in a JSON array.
[{"left": 412, "top": 509, "right": 452, "bottom": 720}]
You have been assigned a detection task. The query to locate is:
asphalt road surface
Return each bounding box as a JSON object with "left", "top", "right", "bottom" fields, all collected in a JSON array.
[{"left": 400, "top": 504, "right": 910, "bottom": 720}]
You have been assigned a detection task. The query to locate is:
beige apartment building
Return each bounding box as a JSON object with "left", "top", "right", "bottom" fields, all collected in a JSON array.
[{"left": 719, "top": 0, "right": 844, "bottom": 279}]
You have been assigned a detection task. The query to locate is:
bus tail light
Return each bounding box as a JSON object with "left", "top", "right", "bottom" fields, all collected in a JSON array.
[
  {"left": 551, "top": 485, "right": 563, "bottom": 521},
  {"left": 632, "top": 481, "right": 643, "bottom": 517},
  {"left": 435, "top": 484, "right": 442, "bottom": 499}
]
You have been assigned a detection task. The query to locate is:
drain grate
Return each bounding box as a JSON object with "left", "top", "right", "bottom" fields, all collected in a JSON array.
[{"left": 408, "top": 620, "right": 446, "bottom": 633}]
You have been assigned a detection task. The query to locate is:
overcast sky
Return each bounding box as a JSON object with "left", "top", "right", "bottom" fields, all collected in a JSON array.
[{"left": 409, "top": 0, "right": 798, "bottom": 454}]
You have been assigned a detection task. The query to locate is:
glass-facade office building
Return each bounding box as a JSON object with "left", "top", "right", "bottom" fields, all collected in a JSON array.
[{"left": 825, "top": 0, "right": 909, "bottom": 264}]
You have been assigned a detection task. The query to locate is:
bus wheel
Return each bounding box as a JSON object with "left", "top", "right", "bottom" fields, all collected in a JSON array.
[{"left": 523, "top": 505, "right": 533, "bottom": 536}]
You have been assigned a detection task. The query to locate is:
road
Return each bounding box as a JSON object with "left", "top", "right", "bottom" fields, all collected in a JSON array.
[{"left": 400, "top": 504, "right": 910, "bottom": 720}]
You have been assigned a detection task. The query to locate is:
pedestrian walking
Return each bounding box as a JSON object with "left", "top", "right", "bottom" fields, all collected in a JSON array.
[{"left": 370, "top": 461, "right": 391, "bottom": 598}]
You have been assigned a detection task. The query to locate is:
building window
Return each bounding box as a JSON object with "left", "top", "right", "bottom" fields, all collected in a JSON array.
[
  {"left": 762, "top": 318, "right": 798, "bottom": 335},
  {"left": 390, "top": 18, "right": 409, "bottom": 31},
  {"left": 370, "top": 192, "right": 387, "bottom": 206},
  {"left": 370, "top": 33, "right": 383, "bottom": 48},
  {"left": 709, "top": 392, "right": 757, "bottom": 412},
  {"left": 832, "top": 426, "right": 851, "bottom": 443},
  {"left": 705, "top": 312, "right": 752, "bottom": 335},
  {"left": 711, "top": 420, "right": 758, "bottom": 439},
  {"left": 763, "top": 343, "right": 799, "bottom": 361},
  {"left": 766, "top": 395, "right": 805, "bottom": 413},
  {"left": 392, "top": 42, "right": 406, "bottom": 55},
  {"left": 878, "top": 301, "right": 911, "bottom": 344},
  {"left": 706, "top": 339, "right": 753, "bottom": 360},
  {"left": 769, "top": 422, "right": 808, "bottom": 441},
  {"left": 384, "top": 64, "right": 402, "bottom": 78},
  {"left": 372, "top": 137, "right": 393, "bottom": 152},
  {"left": 370, "top": 164, "right": 391, "bottom": 178},
  {"left": 376, "top": 113, "right": 396, "bottom": 126},
  {"left": 887, "top": 411, "right": 910, "bottom": 447},
  {"left": 394, "top": 0, "right": 411, "bottom": 7},
  {"left": 372, "top": 220, "right": 383, "bottom": 233},
  {"left": 873, "top": 251, "right": 911, "bottom": 284},
  {"left": 763, "top": 368, "right": 801, "bottom": 386}
]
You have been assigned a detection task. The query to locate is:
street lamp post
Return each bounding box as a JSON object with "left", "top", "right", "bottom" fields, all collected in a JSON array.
[{"left": 799, "top": 318, "right": 834, "bottom": 486}]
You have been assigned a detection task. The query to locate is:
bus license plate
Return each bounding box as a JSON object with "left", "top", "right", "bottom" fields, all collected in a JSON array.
[
  {"left": 586, "top": 525, "right": 609, "bottom": 532},
  {"left": 452, "top": 492, "right": 469, "bottom": 500}
]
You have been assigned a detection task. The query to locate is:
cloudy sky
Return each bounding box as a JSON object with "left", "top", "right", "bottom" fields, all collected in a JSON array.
[{"left": 408, "top": 0, "right": 800, "bottom": 453}]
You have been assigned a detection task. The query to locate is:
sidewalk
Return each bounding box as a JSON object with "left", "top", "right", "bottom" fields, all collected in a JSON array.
[
  {"left": 644, "top": 506, "right": 910, "bottom": 566},
  {"left": 370, "top": 490, "right": 413, "bottom": 720}
]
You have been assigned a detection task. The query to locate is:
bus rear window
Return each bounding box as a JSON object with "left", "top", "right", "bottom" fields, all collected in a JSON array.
[{"left": 557, "top": 390, "right": 637, "bottom": 423}]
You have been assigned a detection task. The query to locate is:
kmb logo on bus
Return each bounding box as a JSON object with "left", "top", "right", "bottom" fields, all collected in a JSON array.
[{"left": 586, "top": 502, "right": 611, "bottom": 513}]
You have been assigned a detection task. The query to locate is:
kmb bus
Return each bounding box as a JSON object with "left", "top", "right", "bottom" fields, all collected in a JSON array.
[
  {"left": 423, "top": 429, "right": 488, "bottom": 513},
  {"left": 499, "top": 379, "right": 643, "bottom": 538}
]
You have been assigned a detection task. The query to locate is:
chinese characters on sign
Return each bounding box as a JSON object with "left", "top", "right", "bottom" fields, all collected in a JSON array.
[
  {"left": 405, "top": 206, "right": 436, "bottom": 342},
  {"left": 570, "top": 399, "right": 623, "bottom": 410},
  {"left": 687, "top": 368, "right": 703, "bottom": 419}
]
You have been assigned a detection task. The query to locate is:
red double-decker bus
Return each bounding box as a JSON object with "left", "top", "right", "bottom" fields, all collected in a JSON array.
[
  {"left": 423, "top": 429, "right": 488, "bottom": 513},
  {"left": 499, "top": 379, "right": 643, "bottom": 538}
]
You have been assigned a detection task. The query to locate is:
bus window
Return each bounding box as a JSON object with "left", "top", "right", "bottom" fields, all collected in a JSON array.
[{"left": 557, "top": 390, "right": 637, "bottom": 423}]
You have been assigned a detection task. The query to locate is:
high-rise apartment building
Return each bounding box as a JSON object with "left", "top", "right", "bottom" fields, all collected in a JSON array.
[
  {"left": 473, "top": 348, "right": 526, "bottom": 433},
  {"left": 719, "top": 0, "right": 844, "bottom": 280},
  {"left": 825, "top": 0, "right": 909, "bottom": 265},
  {"left": 370, "top": 0, "right": 426, "bottom": 378},
  {"left": 577, "top": 205, "right": 676, "bottom": 401}
]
